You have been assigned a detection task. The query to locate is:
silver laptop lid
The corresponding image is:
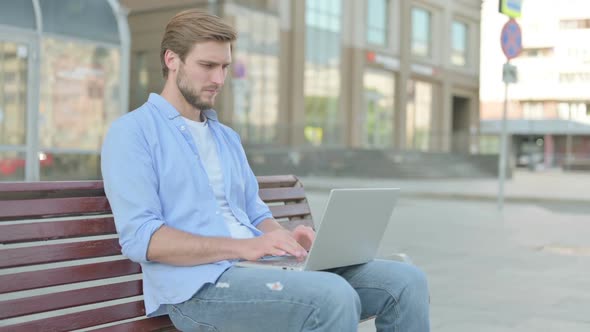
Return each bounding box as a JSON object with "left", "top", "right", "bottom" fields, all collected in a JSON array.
[{"left": 304, "top": 188, "right": 399, "bottom": 271}]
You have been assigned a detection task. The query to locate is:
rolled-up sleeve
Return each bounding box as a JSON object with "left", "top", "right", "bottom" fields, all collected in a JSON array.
[
  {"left": 233, "top": 134, "right": 272, "bottom": 227},
  {"left": 101, "top": 117, "right": 165, "bottom": 263},
  {"left": 245, "top": 168, "right": 273, "bottom": 227}
]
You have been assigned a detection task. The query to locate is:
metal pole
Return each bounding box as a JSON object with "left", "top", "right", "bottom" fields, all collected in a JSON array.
[
  {"left": 565, "top": 106, "right": 572, "bottom": 170},
  {"left": 498, "top": 63, "right": 510, "bottom": 211}
]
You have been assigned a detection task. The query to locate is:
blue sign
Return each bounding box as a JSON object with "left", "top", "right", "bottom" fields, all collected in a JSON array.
[
  {"left": 499, "top": 0, "right": 522, "bottom": 18},
  {"left": 501, "top": 18, "right": 522, "bottom": 60}
]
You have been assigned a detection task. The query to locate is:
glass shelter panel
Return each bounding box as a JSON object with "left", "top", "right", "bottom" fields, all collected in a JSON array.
[
  {"left": 0, "top": 151, "right": 26, "bottom": 181},
  {"left": 0, "top": 0, "right": 36, "bottom": 30},
  {"left": 40, "top": 0, "right": 120, "bottom": 43},
  {"left": 0, "top": 41, "right": 28, "bottom": 146},
  {"left": 39, "top": 38, "right": 120, "bottom": 180}
]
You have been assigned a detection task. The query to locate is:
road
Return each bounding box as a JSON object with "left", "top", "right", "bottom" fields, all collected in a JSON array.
[{"left": 305, "top": 191, "right": 590, "bottom": 332}]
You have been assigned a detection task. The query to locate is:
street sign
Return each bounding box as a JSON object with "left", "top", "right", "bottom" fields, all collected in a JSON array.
[
  {"left": 499, "top": 0, "right": 522, "bottom": 18},
  {"left": 501, "top": 18, "right": 522, "bottom": 60},
  {"left": 502, "top": 63, "right": 517, "bottom": 83}
]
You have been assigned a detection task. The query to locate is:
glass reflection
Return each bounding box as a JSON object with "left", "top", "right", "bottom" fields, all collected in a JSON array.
[
  {"left": 39, "top": 38, "right": 120, "bottom": 180},
  {"left": 367, "top": 0, "right": 388, "bottom": 46},
  {"left": 232, "top": 6, "right": 280, "bottom": 144},
  {"left": 305, "top": 0, "right": 342, "bottom": 146},
  {"left": 406, "top": 79, "right": 432, "bottom": 151},
  {"left": 0, "top": 151, "right": 26, "bottom": 181},
  {"left": 411, "top": 7, "right": 431, "bottom": 57},
  {"left": 451, "top": 21, "right": 468, "bottom": 66},
  {"left": 0, "top": 41, "right": 27, "bottom": 146},
  {"left": 363, "top": 69, "right": 395, "bottom": 147}
]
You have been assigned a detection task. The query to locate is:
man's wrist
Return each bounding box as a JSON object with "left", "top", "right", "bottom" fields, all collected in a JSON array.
[{"left": 256, "top": 218, "right": 284, "bottom": 233}]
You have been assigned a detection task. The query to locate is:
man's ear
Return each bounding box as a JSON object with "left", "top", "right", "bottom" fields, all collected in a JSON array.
[{"left": 164, "top": 49, "right": 179, "bottom": 75}]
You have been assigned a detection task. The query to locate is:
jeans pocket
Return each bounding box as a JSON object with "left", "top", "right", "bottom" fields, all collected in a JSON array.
[{"left": 169, "top": 305, "right": 219, "bottom": 332}]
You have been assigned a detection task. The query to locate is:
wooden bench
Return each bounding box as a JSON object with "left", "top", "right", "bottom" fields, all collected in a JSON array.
[{"left": 0, "top": 175, "right": 322, "bottom": 331}]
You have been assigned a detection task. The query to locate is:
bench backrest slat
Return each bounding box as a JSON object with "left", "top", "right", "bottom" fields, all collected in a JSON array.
[
  {"left": 90, "top": 316, "right": 176, "bottom": 332},
  {"left": 256, "top": 175, "right": 298, "bottom": 188},
  {"left": 0, "top": 181, "right": 105, "bottom": 193},
  {"left": 0, "top": 238, "right": 121, "bottom": 269},
  {"left": 0, "top": 259, "right": 140, "bottom": 294},
  {"left": 0, "top": 280, "right": 142, "bottom": 320},
  {"left": 0, "top": 175, "right": 314, "bottom": 331},
  {"left": 0, "top": 301, "right": 146, "bottom": 332},
  {"left": 269, "top": 203, "right": 311, "bottom": 219},
  {"left": 0, "top": 217, "right": 116, "bottom": 243},
  {"left": 258, "top": 187, "right": 306, "bottom": 202},
  {"left": 0, "top": 197, "right": 110, "bottom": 220}
]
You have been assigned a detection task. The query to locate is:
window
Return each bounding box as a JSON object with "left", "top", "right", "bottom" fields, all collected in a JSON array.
[
  {"left": 232, "top": 6, "right": 280, "bottom": 144},
  {"left": 411, "top": 7, "right": 431, "bottom": 57},
  {"left": 559, "top": 72, "right": 590, "bottom": 84},
  {"left": 363, "top": 69, "right": 395, "bottom": 148},
  {"left": 406, "top": 80, "right": 433, "bottom": 151},
  {"left": 522, "top": 102, "right": 544, "bottom": 119},
  {"left": 558, "top": 102, "right": 589, "bottom": 120},
  {"left": 560, "top": 19, "right": 590, "bottom": 30},
  {"left": 451, "top": 20, "right": 468, "bottom": 66},
  {"left": 305, "top": 0, "right": 342, "bottom": 146},
  {"left": 366, "top": 0, "right": 389, "bottom": 46},
  {"left": 522, "top": 47, "right": 553, "bottom": 58}
]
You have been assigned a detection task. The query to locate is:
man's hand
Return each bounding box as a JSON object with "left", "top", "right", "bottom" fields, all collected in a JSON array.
[
  {"left": 240, "top": 229, "right": 308, "bottom": 261},
  {"left": 291, "top": 225, "right": 315, "bottom": 251}
]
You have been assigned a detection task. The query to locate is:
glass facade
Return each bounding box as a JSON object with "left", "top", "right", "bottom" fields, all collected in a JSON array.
[
  {"left": 305, "top": 0, "right": 342, "bottom": 146},
  {"left": 232, "top": 5, "right": 280, "bottom": 144},
  {"left": 363, "top": 69, "right": 395, "bottom": 147},
  {"left": 451, "top": 20, "right": 468, "bottom": 66},
  {"left": 406, "top": 80, "right": 433, "bottom": 151},
  {"left": 411, "top": 7, "right": 431, "bottom": 57},
  {"left": 366, "top": 0, "right": 389, "bottom": 47}
]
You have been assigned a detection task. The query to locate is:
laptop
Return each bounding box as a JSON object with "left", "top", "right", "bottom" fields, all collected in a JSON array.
[{"left": 236, "top": 188, "right": 399, "bottom": 271}]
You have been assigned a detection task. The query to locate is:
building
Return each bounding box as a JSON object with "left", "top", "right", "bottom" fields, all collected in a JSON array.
[
  {"left": 0, "top": 0, "right": 483, "bottom": 181},
  {"left": 123, "top": 0, "right": 482, "bottom": 155},
  {"left": 480, "top": 0, "right": 590, "bottom": 170}
]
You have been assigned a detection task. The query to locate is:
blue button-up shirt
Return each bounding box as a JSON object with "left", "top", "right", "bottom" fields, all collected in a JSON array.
[{"left": 101, "top": 93, "right": 273, "bottom": 316}]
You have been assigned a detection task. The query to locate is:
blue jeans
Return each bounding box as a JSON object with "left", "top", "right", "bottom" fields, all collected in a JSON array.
[{"left": 168, "top": 259, "right": 430, "bottom": 331}]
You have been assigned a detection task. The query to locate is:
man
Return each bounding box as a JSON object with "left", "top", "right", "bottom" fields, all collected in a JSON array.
[{"left": 101, "top": 9, "right": 429, "bottom": 332}]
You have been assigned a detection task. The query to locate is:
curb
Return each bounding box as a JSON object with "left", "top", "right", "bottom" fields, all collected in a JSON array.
[{"left": 301, "top": 183, "right": 590, "bottom": 206}]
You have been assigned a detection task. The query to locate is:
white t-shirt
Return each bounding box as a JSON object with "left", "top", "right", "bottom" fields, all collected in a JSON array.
[{"left": 182, "top": 116, "right": 254, "bottom": 239}]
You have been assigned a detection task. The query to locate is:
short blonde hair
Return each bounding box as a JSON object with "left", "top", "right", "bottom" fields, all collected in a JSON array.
[{"left": 160, "top": 9, "right": 237, "bottom": 78}]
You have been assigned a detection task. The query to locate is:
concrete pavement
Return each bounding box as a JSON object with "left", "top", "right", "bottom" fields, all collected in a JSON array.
[{"left": 303, "top": 174, "right": 590, "bottom": 332}]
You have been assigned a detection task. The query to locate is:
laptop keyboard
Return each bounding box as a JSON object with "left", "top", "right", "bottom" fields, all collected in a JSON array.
[{"left": 259, "top": 255, "right": 306, "bottom": 267}]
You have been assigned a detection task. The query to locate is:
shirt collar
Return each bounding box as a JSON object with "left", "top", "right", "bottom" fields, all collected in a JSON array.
[{"left": 147, "top": 93, "right": 219, "bottom": 122}]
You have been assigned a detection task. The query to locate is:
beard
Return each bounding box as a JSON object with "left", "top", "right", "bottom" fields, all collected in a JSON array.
[{"left": 176, "top": 65, "right": 215, "bottom": 111}]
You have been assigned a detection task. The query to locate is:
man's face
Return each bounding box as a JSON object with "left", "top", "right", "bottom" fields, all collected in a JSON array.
[{"left": 174, "top": 41, "right": 231, "bottom": 111}]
